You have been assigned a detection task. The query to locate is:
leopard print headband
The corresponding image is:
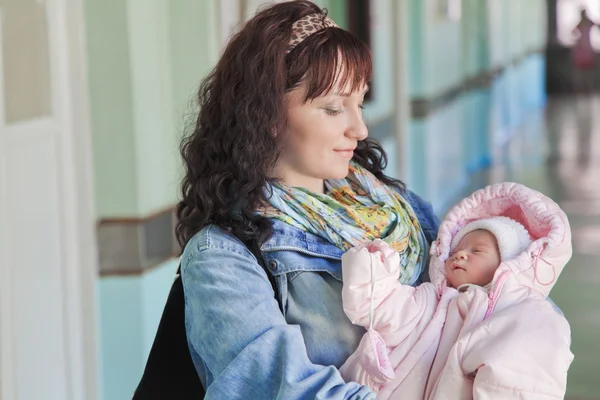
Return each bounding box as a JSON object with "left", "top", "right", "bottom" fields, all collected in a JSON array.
[{"left": 286, "top": 13, "right": 338, "bottom": 55}]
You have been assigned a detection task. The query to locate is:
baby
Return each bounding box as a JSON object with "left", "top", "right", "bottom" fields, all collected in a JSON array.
[
  {"left": 444, "top": 216, "right": 530, "bottom": 291},
  {"left": 339, "top": 182, "right": 574, "bottom": 399}
]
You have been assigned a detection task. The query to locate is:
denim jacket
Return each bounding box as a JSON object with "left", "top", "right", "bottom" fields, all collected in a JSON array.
[{"left": 180, "top": 189, "right": 440, "bottom": 399}]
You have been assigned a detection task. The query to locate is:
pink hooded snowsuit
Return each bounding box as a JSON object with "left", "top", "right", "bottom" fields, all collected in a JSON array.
[{"left": 339, "top": 182, "right": 574, "bottom": 399}]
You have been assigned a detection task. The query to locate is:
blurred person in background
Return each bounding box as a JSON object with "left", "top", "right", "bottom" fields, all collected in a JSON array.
[
  {"left": 569, "top": 8, "right": 598, "bottom": 167},
  {"left": 571, "top": 8, "right": 598, "bottom": 94}
]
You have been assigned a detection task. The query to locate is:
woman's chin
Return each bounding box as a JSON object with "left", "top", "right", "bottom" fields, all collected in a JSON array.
[{"left": 326, "top": 163, "right": 351, "bottom": 180}]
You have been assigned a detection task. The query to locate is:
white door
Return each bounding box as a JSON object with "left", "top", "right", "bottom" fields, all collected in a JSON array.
[{"left": 0, "top": 1, "right": 99, "bottom": 399}]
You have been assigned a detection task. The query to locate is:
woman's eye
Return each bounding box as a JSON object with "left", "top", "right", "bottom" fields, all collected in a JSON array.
[
  {"left": 359, "top": 104, "right": 365, "bottom": 110},
  {"left": 324, "top": 108, "right": 343, "bottom": 115}
]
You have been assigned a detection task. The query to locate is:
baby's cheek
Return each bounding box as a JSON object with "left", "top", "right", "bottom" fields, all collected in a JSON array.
[
  {"left": 444, "top": 260, "right": 452, "bottom": 271},
  {"left": 483, "top": 265, "right": 497, "bottom": 280}
]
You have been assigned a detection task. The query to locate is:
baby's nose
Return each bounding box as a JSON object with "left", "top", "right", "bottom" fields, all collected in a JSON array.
[{"left": 455, "top": 251, "right": 468, "bottom": 260}]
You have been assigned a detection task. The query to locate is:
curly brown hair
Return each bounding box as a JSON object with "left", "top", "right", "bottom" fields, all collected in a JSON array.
[{"left": 176, "top": 0, "right": 404, "bottom": 253}]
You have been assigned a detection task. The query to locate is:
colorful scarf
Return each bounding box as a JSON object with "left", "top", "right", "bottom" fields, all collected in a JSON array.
[{"left": 259, "top": 162, "right": 427, "bottom": 284}]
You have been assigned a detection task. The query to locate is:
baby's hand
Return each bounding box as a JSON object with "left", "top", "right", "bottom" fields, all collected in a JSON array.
[
  {"left": 341, "top": 240, "right": 403, "bottom": 325},
  {"left": 342, "top": 239, "right": 400, "bottom": 280}
]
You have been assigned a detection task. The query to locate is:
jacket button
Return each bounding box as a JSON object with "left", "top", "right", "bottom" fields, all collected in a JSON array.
[{"left": 268, "top": 260, "right": 277, "bottom": 271}]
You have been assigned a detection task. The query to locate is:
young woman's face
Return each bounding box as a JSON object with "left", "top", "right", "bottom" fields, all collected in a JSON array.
[{"left": 273, "top": 82, "right": 369, "bottom": 193}]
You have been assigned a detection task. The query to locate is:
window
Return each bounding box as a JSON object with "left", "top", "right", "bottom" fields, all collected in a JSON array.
[{"left": 1, "top": 0, "right": 53, "bottom": 123}]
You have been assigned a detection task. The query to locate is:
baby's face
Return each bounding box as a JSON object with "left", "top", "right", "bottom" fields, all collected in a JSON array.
[{"left": 445, "top": 230, "right": 501, "bottom": 289}]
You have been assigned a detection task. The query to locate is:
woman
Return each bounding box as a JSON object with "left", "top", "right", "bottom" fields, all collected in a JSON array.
[
  {"left": 176, "top": 1, "right": 439, "bottom": 398},
  {"left": 572, "top": 8, "right": 598, "bottom": 94}
]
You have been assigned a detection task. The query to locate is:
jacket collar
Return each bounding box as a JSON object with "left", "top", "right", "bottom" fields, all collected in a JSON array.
[{"left": 261, "top": 219, "right": 344, "bottom": 259}]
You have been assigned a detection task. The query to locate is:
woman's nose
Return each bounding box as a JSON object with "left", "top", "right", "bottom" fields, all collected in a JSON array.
[{"left": 346, "top": 110, "right": 368, "bottom": 141}]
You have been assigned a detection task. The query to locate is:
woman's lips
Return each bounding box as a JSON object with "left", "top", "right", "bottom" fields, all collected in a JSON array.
[{"left": 334, "top": 149, "right": 355, "bottom": 158}]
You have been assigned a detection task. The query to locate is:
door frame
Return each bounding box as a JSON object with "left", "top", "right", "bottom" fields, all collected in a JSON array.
[{"left": 0, "top": 0, "right": 99, "bottom": 398}]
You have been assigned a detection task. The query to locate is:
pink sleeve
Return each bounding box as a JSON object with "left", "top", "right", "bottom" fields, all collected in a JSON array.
[{"left": 341, "top": 239, "right": 438, "bottom": 348}]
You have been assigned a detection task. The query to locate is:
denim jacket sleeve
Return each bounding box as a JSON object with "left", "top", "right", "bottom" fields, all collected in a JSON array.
[{"left": 181, "top": 226, "right": 375, "bottom": 400}]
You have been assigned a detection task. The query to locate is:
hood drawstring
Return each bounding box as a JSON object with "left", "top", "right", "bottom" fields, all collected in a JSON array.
[{"left": 532, "top": 243, "right": 556, "bottom": 287}]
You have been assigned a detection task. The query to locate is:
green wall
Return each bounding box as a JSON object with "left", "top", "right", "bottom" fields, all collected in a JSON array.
[
  {"left": 409, "top": 0, "right": 547, "bottom": 99},
  {"left": 85, "top": 1, "right": 220, "bottom": 398},
  {"left": 85, "top": 0, "right": 219, "bottom": 219}
]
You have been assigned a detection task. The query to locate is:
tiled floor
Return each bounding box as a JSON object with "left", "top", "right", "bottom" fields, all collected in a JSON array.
[{"left": 456, "top": 95, "right": 600, "bottom": 399}]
